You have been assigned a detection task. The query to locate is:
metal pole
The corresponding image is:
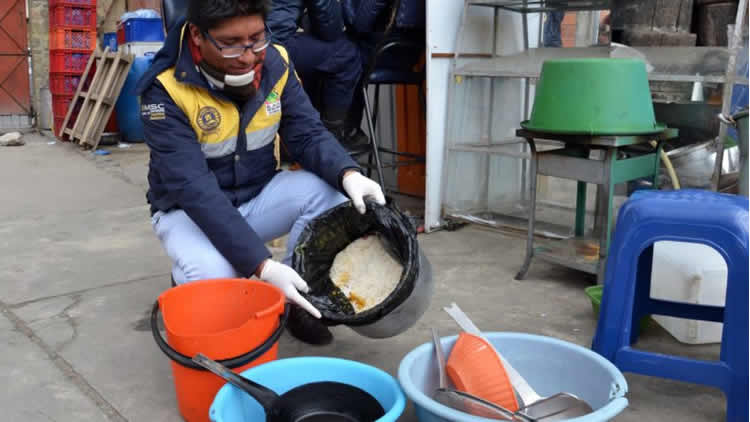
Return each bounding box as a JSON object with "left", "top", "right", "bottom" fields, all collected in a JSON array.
[
  {"left": 479, "top": 8, "right": 499, "bottom": 211},
  {"left": 521, "top": 10, "right": 531, "bottom": 203},
  {"left": 363, "top": 86, "right": 386, "bottom": 187},
  {"left": 711, "top": 0, "right": 747, "bottom": 191},
  {"left": 516, "top": 137, "right": 538, "bottom": 281}
]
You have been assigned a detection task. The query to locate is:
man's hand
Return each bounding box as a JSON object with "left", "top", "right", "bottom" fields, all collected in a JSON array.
[
  {"left": 342, "top": 171, "right": 386, "bottom": 214},
  {"left": 258, "top": 260, "right": 322, "bottom": 319}
]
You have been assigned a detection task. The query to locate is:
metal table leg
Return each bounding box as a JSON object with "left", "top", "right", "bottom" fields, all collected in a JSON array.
[
  {"left": 596, "top": 148, "right": 617, "bottom": 283},
  {"left": 575, "top": 181, "right": 587, "bottom": 237},
  {"left": 363, "top": 85, "right": 385, "bottom": 187},
  {"left": 572, "top": 146, "right": 590, "bottom": 237},
  {"left": 515, "top": 137, "right": 538, "bottom": 280}
]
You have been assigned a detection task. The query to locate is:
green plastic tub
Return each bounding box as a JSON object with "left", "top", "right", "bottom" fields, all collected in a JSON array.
[
  {"left": 523, "top": 58, "right": 667, "bottom": 135},
  {"left": 585, "top": 285, "right": 651, "bottom": 332}
]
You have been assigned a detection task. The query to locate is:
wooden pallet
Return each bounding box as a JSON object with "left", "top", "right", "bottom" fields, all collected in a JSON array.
[{"left": 59, "top": 47, "right": 134, "bottom": 150}]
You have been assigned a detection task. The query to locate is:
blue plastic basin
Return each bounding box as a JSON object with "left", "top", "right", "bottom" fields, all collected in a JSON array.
[
  {"left": 399, "top": 332, "right": 629, "bottom": 422},
  {"left": 210, "top": 357, "right": 406, "bottom": 422}
]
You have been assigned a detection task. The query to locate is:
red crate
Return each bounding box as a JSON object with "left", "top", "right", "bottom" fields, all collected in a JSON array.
[
  {"left": 49, "top": 72, "right": 84, "bottom": 96},
  {"left": 49, "top": 5, "right": 96, "bottom": 29},
  {"left": 52, "top": 94, "right": 73, "bottom": 118},
  {"left": 50, "top": 49, "right": 92, "bottom": 73},
  {"left": 49, "top": 28, "right": 96, "bottom": 50},
  {"left": 116, "top": 25, "right": 125, "bottom": 45},
  {"left": 105, "top": 113, "right": 119, "bottom": 133},
  {"left": 49, "top": 0, "right": 96, "bottom": 7},
  {"left": 54, "top": 116, "right": 66, "bottom": 137},
  {"left": 54, "top": 114, "right": 79, "bottom": 139}
]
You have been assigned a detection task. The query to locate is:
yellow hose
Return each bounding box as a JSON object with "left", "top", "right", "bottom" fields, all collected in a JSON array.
[{"left": 651, "top": 140, "right": 680, "bottom": 189}]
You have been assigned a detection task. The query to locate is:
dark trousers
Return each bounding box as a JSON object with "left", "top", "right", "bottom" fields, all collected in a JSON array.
[
  {"left": 285, "top": 33, "right": 362, "bottom": 118},
  {"left": 347, "top": 30, "right": 425, "bottom": 128},
  {"left": 543, "top": 10, "right": 565, "bottom": 48}
]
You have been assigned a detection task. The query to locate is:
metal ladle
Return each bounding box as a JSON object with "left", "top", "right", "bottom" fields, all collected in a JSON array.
[
  {"left": 444, "top": 303, "right": 593, "bottom": 422},
  {"left": 431, "top": 328, "right": 517, "bottom": 420}
]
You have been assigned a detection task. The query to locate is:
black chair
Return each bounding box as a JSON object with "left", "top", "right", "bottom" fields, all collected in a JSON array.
[
  {"left": 161, "top": 0, "right": 187, "bottom": 34},
  {"left": 351, "top": 0, "right": 426, "bottom": 195}
]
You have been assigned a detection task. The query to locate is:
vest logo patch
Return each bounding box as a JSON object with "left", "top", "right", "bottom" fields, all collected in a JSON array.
[
  {"left": 265, "top": 91, "right": 281, "bottom": 115},
  {"left": 197, "top": 106, "right": 221, "bottom": 132},
  {"left": 141, "top": 103, "right": 165, "bottom": 120}
]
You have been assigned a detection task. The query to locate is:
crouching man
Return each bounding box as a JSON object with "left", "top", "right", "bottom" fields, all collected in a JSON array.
[{"left": 136, "top": 0, "right": 385, "bottom": 345}]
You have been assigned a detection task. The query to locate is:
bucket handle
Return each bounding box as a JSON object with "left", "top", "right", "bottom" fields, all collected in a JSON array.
[{"left": 150, "top": 301, "right": 289, "bottom": 370}]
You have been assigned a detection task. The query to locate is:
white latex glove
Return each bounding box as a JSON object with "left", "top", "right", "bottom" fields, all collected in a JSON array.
[
  {"left": 342, "top": 171, "right": 386, "bottom": 214},
  {"left": 259, "top": 260, "right": 322, "bottom": 319}
]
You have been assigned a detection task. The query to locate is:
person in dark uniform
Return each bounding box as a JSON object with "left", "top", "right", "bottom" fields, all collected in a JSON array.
[{"left": 267, "top": 0, "right": 367, "bottom": 147}]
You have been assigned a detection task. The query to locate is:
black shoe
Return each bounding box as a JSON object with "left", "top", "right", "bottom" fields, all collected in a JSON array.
[
  {"left": 322, "top": 113, "right": 368, "bottom": 150},
  {"left": 341, "top": 127, "right": 369, "bottom": 149},
  {"left": 286, "top": 304, "right": 333, "bottom": 346},
  {"left": 329, "top": 126, "right": 369, "bottom": 151}
]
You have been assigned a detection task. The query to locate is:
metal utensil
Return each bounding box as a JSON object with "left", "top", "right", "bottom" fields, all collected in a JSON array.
[
  {"left": 664, "top": 140, "right": 739, "bottom": 189},
  {"left": 443, "top": 303, "right": 593, "bottom": 421},
  {"left": 431, "top": 328, "right": 516, "bottom": 420},
  {"left": 719, "top": 110, "right": 749, "bottom": 197}
]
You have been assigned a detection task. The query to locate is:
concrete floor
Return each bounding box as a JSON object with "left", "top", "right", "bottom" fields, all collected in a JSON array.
[{"left": 0, "top": 132, "right": 726, "bottom": 421}]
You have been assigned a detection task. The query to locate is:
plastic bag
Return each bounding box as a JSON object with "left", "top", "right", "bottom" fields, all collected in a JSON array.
[{"left": 292, "top": 199, "right": 425, "bottom": 327}]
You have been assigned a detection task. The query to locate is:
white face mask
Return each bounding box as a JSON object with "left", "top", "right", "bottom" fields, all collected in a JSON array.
[
  {"left": 199, "top": 65, "right": 255, "bottom": 89},
  {"left": 223, "top": 69, "right": 255, "bottom": 87},
  {"left": 197, "top": 59, "right": 258, "bottom": 100}
]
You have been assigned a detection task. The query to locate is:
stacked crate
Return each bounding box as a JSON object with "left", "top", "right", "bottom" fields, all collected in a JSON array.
[{"left": 49, "top": 0, "right": 97, "bottom": 136}]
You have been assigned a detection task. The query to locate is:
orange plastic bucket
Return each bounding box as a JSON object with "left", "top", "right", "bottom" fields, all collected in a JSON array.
[{"left": 150, "top": 279, "right": 287, "bottom": 422}]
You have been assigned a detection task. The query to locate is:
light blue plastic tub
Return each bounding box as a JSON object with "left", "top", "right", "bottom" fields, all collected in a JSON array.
[
  {"left": 210, "top": 356, "right": 406, "bottom": 422},
  {"left": 399, "top": 333, "right": 628, "bottom": 422}
]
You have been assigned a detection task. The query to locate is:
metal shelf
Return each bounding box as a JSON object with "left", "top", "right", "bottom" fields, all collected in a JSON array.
[
  {"left": 468, "top": 0, "right": 611, "bottom": 13},
  {"left": 534, "top": 236, "right": 600, "bottom": 274},
  {"left": 451, "top": 137, "right": 527, "bottom": 146},
  {"left": 455, "top": 47, "right": 749, "bottom": 84},
  {"left": 448, "top": 139, "right": 564, "bottom": 159}
]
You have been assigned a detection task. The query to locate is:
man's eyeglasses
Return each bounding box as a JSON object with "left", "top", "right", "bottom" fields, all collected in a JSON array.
[{"left": 202, "top": 29, "right": 272, "bottom": 59}]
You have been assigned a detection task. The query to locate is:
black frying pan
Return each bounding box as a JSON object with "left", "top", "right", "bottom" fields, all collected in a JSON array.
[{"left": 193, "top": 354, "right": 385, "bottom": 422}]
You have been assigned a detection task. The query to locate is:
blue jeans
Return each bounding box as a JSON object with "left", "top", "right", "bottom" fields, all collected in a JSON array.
[{"left": 152, "top": 170, "right": 349, "bottom": 284}]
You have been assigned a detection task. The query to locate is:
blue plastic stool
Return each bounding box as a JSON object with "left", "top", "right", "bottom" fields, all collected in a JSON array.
[{"left": 592, "top": 189, "right": 748, "bottom": 422}]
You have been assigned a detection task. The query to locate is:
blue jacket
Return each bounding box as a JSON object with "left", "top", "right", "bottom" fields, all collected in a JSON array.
[
  {"left": 136, "top": 19, "right": 359, "bottom": 277},
  {"left": 267, "top": 0, "right": 345, "bottom": 45}
]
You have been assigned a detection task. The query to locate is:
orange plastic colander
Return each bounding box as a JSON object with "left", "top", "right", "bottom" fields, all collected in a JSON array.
[{"left": 446, "top": 332, "right": 520, "bottom": 412}]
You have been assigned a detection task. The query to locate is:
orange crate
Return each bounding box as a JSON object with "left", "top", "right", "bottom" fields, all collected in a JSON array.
[{"left": 49, "top": 28, "right": 96, "bottom": 50}]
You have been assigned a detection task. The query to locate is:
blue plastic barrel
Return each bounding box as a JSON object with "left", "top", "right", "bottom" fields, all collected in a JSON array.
[{"left": 115, "top": 55, "right": 154, "bottom": 143}]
